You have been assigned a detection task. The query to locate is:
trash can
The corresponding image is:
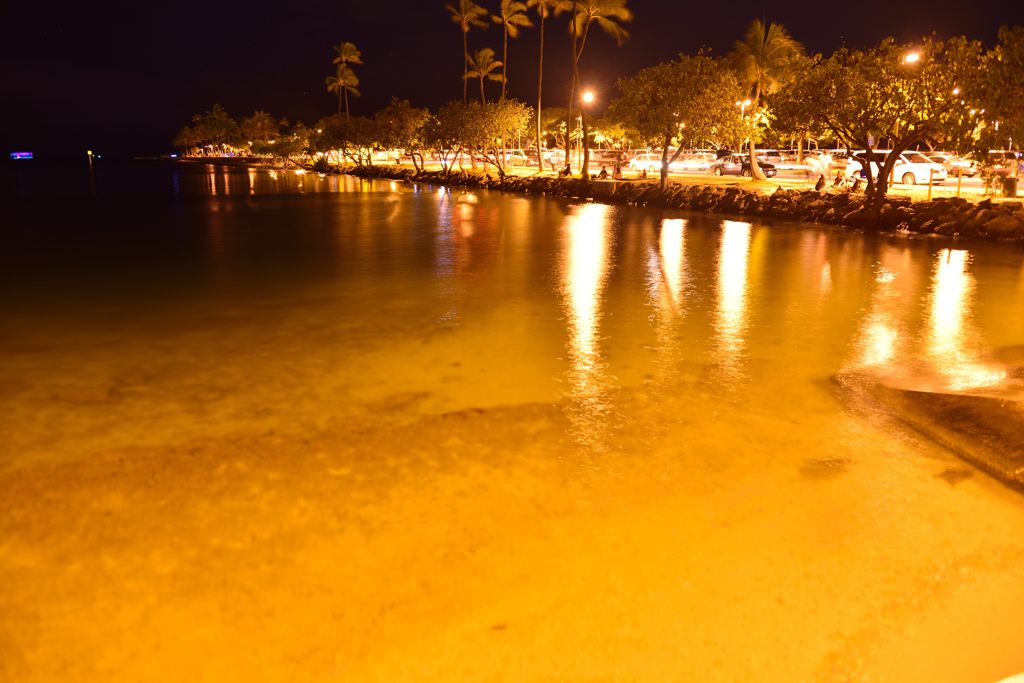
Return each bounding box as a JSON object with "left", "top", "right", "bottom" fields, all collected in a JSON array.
[{"left": 1004, "top": 177, "right": 1019, "bottom": 198}]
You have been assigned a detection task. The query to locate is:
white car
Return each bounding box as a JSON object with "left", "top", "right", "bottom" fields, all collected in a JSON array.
[
  {"left": 845, "top": 150, "right": 947, "bottom": 185},
  {"left": 924, "top": 151, "right": 977, "bottom": 177},
  {"left": 629, "top": 152, "right": 689, "bottom": 173},
  {"left": 676, "top": 152, "right": 716, "bottom": 172}
]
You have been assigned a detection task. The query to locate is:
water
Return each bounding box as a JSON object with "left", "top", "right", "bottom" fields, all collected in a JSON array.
[{"left": 3, "top": 162, "right": 1024, "bottom": 682}]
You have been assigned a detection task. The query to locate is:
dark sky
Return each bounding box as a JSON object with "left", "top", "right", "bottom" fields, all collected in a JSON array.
[{"left": 3, "top": 0, "right": 1022, "bottom": 157}]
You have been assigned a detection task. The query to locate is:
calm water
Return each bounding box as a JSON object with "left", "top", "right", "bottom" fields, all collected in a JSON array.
[{"left": 3, "top": 162, "right": 1024, "bottom": 682}]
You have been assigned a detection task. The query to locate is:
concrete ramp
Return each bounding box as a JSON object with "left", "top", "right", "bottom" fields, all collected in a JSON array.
[{"left": 835, "top": 366, "right": 1024, "bottom": 493}]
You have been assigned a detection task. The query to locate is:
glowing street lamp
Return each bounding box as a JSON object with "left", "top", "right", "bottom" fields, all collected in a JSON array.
[
  {"left": 903, "top": 51, "right": 921, "bottom": 65},
  {"left": 581, "top": 90, "right": 595, "bottom": 105},
  {"left": 736, "top": 99, "right": 752, "bottom": 116}
]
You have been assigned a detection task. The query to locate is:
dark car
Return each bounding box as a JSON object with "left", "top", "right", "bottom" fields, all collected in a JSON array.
[{"left": 711, "top": 154, "right": 777, "bottom": 178}]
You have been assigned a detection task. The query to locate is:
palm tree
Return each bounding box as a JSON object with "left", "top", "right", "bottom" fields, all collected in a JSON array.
[
  {"left": 492, "top": 1, "right": 533, "bottom": 101},
  {"left": 465, "top": 48, "right": 504, "bottom": 104},
  {"left": 326, "top": 65, "right": 360, "bottom": 118},
  {"left": 528, "top": 0, "right": 571, "bottom": 168},
  {"left": 566, "top": 0, "right": 633, "bottom": 178},
  {"left": 330, "top": 41, "right": 363, "bottom": 119},
  {"left": 733, "top": 19, "right": 804, "bottom": 180},
  {"left": 446, "top": 0, "right": 491, "bottom": 104}
]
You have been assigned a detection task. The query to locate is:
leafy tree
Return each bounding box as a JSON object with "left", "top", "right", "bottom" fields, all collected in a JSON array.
[
  {"left": 330, "top": 41, "right": 364, "bottom": 119},
  {"left": 446, "top": 0, "right": 490, "bottom": 104},
  {"left": 425, "top": 102, "right": 474, "bottom": 173},
  {"left": 465, "top": 48, "right": 504, "bottom": 104},
  {"left": 492, "top": 1, "right": 533, "bottom": 101},
  {"left": 240, "top": 110, "right": 281, "bottom": 151},
  {"left": 609, "top": 53, "right": 743, "bottom": 187},
  {"left": 732, "top": 19, "right": 805, "bottom": 180},
  {"left": 462, "top": 100, "right": 532, "bottom": 176},
  {"left": 375, "top": 98, "right": 431, "bottom": 172},
  {"left": 326, "top": 65, "right": 361, "bottom": 118},
  {"left": 805, "top": 36, "right": 985, "bottom": 205},
  {"left": 764, "top": 54, "right": 822, "bottom": 163},
  {"left": 566, "top": 0, "right": 633, "bottom": 178},
  {"left": 982, "top": 26, "right": 1024, "bottom": 152},
  {"left": 527, "top": 0, "right": 572, "bottom": 167},
  {"left": 173, "top": 126, "right": 202, "bottom": 156},
  {"left": 189, "top": 104, "right": 240, "bottom": 154}
]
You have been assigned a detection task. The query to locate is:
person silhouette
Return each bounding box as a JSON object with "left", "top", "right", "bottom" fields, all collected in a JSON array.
[{"left": 814, "top": 174, "right": 826, "bottom": 192}]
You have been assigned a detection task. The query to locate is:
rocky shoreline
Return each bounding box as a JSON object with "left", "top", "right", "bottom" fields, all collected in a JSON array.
[{"left": 347, "top": 164, "right": 1024, "bottom": 240}]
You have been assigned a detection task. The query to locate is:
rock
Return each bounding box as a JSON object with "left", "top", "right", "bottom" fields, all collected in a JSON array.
[
  {"left": 983, "top": 214, "right": 1024, "bottom": 238},
  {"left": 934, "top": 221, "right": 960, "bottom": 236}
]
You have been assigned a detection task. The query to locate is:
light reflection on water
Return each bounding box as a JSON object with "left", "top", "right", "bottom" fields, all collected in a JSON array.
[
  {"left": 4, "top": 165, "right": 1024, "bottom": 679},
  {"left": 927, "top": 249, "right": 1006, "bottom": 391},
  {"left": 714, "top": 220, "right": 753, "bottom": 379},
  {"left": 560, "top": 203, "right": 615, "bottom": 449}
]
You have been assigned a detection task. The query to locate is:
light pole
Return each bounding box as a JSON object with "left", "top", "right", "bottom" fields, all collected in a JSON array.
[
  {"left": 735, "top": 99, "right": 751, "bottom": 150},
  {"left": 580, "top": 90, "right": 595, "bottom": 175}
]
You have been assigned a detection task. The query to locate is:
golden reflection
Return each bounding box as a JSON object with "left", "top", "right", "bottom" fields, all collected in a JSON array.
[
  {"left": 560, "top": 203, "right": 615, "bottom": 449},
  {"left": 927, "top": 249, "right": 1006, "bottom": 391},
  {"left": 207, "top": 166, "right": 218, "bottom": 196},
  {"left": 658, "top": 218, "right": 686, "bottom": 309},
  {"left": 247, "top": 168, "right": 257, "bottom": 195},
  {"left": 853, "top": 265, "right": 903, "bottom": 369},
  {"left": 713, "top": 220, "right": 752, "bottom": 373}
]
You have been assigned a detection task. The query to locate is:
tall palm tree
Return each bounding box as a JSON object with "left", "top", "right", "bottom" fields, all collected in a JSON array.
[
  {"left": 330, "top": 41, "right": 364, "bottom": 119},
  {"left": 464, "top": 48, "right": 504, "bottom": 104},
  {"left": 492, "top": 1, "right": 533, "bottom": 101},
  {"left": 733, "top": 19, "right": 804, "bottom": 180},
  {"left": 528, "top": 0, "right": 571, "bottom": 168},
  {"left": 446, "top": 0, "right": 491, "bottom": 104},
  {"left": 326, "top": 65, "right": 360, "bottom": 117},
  {"left": 566, "top": 0, "right": 632, "bottom": 178}
]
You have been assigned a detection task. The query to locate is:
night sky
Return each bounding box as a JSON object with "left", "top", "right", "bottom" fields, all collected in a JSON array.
[{"left": 3, "top": 0, "right": 1023, "bottom": 157}]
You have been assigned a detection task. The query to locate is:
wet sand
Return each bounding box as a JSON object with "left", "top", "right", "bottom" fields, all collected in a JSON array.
[{"left": 4, "top": 388, "right": 1024, "bottom": 682}]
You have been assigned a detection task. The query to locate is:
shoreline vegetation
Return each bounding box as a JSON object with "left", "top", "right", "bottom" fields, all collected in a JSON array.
[{"left": 181, "top": 157, "right": 1024, "bottom": 240}]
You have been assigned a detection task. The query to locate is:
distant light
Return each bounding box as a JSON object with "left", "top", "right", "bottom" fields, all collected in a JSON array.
[
  {"left": 903, "top": 52, "right": 921, "bottom": 64},
  {"left": 317, "top": 128, "right": 323, "bottom": 134},
  {"left": 9, "top": 151, "right": 33, "bottom": 160},
  {"left": 581, "top": 91, "right": 595, "bottom": 104},
  {"left": 952, "top": 87, "right": 961, "bottom": 95},
  {"left": 743, "top": 99, "right": 752, "bottom": 107}
]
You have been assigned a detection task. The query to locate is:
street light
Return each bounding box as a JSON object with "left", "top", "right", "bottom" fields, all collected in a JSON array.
[
  {"left": 577, "top": 91, "right": 596, "bottom": 171},
  {"left": 903, "top": 51, "right": 921, "bottom": 65},
  {"left": 736, "top": 99, "right": 752, "bottom": 116}
]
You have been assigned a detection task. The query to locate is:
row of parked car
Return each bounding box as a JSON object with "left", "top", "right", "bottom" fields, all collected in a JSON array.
[{"left": 433, "top": 146, "right": 1021, "bottom": 184}]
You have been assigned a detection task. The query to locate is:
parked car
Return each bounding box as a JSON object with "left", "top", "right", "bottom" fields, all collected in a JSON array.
[
  {"left": 923, "top": 151, "right": 977, "bottom": 177},
  {"left": 628, "top": 153, "right": 663, "bottom": 173},
  {"left": 981, "top": 150, "right": 1023, "bottom": 178},
  {"left": 676, "top": 152, "right": 717, "bottom": 172},
  {"left": 504, "top": 148, "right": 535, "bottom": 167},
  {"left": 710, "top": 154, "right": 778, "bottom": 178},
  {"left": 845, "top": 150, "right": 947, "bottom": 185}
]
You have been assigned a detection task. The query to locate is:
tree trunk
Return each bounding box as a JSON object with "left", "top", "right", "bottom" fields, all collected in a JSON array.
[
  {"left": 797, "top": 135, "right": 804, "bottom": 164},
  {"left": 536, "top": 13, "right": 545, "bottom": 171},
  {"left": 747, "top": 82, "right": 768, "bottom": 181},
  {"left": 480, "top": 77, "right": 486, "bottom": 104},
  {"left": 660, "top": 136, "right": 671, "bottom": 189},
  {"left": 343, "top": 88, "right": 350, "bottom": 121},
  {"left": 564, "top": 1, "right": 578, "bottom": 170},
  {"left": 337, "top": 91, "right": 342, "bottom": 115},
  {"left": 462, "top": 30, "right": 469, "bottom": 105},
  {"left": 502, "top": 26, "right": 509, "bottom": 102},
  {"left": 580, "top": 105, "right": 590, "bottom": 180}
]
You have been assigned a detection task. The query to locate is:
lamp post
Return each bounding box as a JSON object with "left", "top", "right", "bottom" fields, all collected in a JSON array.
[
  {"left": 580, "top": 90, "right": 595, "bottom": 176},
  {"left": 736, "top": 99, "right": 751, "bottom": 150}
]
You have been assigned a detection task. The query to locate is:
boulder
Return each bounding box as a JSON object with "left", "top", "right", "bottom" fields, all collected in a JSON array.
[{"left": 983, "top": 214, "right": 1024, "bottom": 238}]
